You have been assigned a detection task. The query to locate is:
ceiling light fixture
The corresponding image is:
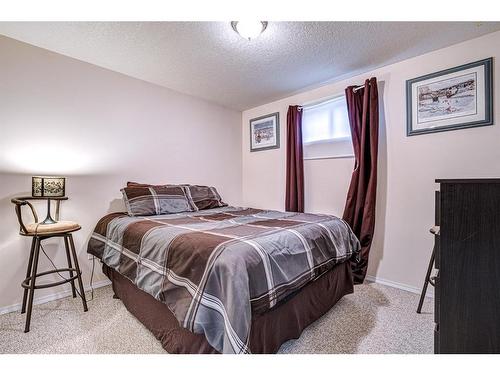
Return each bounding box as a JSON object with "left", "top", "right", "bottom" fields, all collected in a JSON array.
[{"left": 231, "top": 21, "right": 268, "bottom": 41}]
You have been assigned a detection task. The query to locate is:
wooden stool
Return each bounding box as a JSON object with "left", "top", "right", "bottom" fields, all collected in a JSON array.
[
  {"left": 12, "top": 197, "right": 88, "bottom": 332},
  {"left": 417, "top": 225, "right": 440, "bottom": 313}
]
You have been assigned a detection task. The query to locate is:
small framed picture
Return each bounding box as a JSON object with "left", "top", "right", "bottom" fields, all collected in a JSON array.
[
  {"left": 406, "top": 57, "right": 493, "bottom": 136},
  {"left": 249, "top": 112, "right": 280, "bottom": 152}
]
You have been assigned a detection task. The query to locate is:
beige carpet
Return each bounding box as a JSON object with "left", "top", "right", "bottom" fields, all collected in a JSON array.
[{"left": 0, "top": 282, "right": 433, "bottom": 354}]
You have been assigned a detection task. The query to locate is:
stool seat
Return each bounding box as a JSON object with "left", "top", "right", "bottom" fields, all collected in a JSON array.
[{"left": 24, "top": 221, "right": 81, "bottom": 235}]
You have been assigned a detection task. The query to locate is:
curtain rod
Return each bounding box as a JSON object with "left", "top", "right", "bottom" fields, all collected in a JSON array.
[
  {"left": 353, "top": 82, "right": 372, "bottom": 92},
  {"left": 301, "top": 80, "right": 375, "bottom": 108},
  {"left": 301, "top": 93, "right": 344, "bottom": 109}
]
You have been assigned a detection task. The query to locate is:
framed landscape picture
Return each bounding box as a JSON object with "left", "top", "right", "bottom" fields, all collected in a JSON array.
[
  {"left": 406, "top": 57, "right": 493, "bottom": 136},
  {"left": 249, "top": 112, "right": 280, "bottom": 152}
]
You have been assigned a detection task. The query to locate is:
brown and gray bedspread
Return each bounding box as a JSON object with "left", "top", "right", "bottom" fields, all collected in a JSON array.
[{"left": 87, "top": 206, "right": 360, "bottom": 353}]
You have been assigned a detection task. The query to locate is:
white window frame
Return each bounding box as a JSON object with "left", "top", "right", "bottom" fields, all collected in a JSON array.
[{"left": 301, "top": 94, "right": 354, "bottom": 160}]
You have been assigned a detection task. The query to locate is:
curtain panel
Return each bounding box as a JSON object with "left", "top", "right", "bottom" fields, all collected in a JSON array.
[
  {"left": 285, "top": 105, "right": 304, "bottom": 212},
  {"left": 343, "top": 77, "right": 379, "bottom": 283}
]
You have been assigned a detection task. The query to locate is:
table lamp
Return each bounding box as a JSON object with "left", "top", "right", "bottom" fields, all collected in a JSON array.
[{"left": 32, "top": 176, "right": 66, "bottom": 224}]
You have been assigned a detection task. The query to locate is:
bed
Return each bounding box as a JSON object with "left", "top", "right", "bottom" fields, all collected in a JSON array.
[{"left": 87, "top": 205, "right": 360, "bottom": 354}]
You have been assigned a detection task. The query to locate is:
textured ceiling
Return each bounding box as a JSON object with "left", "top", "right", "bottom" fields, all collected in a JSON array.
[{"left": 1, "top": 22, "right": 499, "bottom": 110}]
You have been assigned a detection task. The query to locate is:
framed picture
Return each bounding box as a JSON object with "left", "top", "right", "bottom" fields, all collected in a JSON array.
[
  {"left": 406, "top": 57, "right": 493, "bottom": 136},
  {"left": 249, "top": 112, "right": 280, "bottom": 152}
]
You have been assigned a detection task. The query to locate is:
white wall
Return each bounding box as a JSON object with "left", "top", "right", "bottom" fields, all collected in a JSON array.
[
  {"left": 242, "top": 30, "right": 500, "bottom": 292},
  {"left": 0, "top": 36, "right": 242, "bottom": 312},
  {"left": 2, "top": 30, "right": 500, "bottom": 314}
]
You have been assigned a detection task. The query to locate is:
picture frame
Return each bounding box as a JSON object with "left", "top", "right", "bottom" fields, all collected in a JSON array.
[
  {"left": 249, "top": 112, "right": 280, "bottom": 152},
  {"left": 406, "top": 57, "right": 493, "bottom": 136}
]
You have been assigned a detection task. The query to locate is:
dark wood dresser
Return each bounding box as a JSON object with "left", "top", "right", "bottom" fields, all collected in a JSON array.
[{"left": 434, "top": 179, "right": 500, "bottom": 354}]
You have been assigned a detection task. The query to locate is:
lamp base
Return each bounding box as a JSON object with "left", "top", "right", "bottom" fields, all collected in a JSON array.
[
  {"left": 41, "top": 216, "right": 57, "bottom": 225},
  {"left": 39, "top": 199, "right": 58, "bottom": 225}
]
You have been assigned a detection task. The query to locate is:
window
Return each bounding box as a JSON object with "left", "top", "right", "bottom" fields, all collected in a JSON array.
[{"left": 302, "top": 95, "right": 353, "bottom": 159}]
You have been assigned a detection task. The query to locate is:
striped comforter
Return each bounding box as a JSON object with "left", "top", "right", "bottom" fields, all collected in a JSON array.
[{"left": 87, "top": 206, "right": 360, "bottom": 353}]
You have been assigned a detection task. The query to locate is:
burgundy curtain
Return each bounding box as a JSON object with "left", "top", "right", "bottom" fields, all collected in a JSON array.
[
  {"left": 285, "top": 105, "right": 304, "bottom": 212},
  {"left": 343, "top": 77, "right": 379, "bottom": 284}
]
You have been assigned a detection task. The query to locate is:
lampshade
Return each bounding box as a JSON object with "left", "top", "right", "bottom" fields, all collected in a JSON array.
[{"left": 32, "top": 176, "right": 65, "bottom": 197}]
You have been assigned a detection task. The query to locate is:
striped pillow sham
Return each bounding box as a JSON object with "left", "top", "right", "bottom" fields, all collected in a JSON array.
[
  {"left": 183, "top": 184, "right": 227, "bottom": 210},
  {"left": 127, "top": 182, "right": 227, "bottom": 211},
  {"left": 121, "top": 185, "right": 195, "bottom": 216}
]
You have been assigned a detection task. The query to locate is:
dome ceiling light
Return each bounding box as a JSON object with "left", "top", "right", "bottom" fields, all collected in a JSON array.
[{"left": 231, "top": 21, "right": 268, "bottom": 41}]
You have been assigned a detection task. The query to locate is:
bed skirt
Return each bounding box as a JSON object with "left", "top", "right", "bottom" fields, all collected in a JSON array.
[{"left": 103, "top": 261, "right": 354, "bottom": 354}]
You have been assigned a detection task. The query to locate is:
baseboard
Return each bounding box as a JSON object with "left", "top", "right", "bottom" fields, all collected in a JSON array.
[
  {"left": 365, "top": 274, "right": 433, "bottom": 298},
  {"left": 0, "top": 279, "right": 112, "bottom": 315}
]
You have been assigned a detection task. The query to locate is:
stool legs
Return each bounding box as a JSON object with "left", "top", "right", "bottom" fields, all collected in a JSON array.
[
  {"left": 417, "top": 244, "right": 436, "bottom": 313},
  {"left": 22, "top": 233, "right": 88, "bottom": 333},
  {"left": 21, "top": 238, "right": 37, "bottom": 314},
  {"left": 63, "top": 236, "right": 77, "bottom": 298},
  {"left": 68, "top": 234, "right": 88, "bottom": 312},
  {"left": 24, "top": 237, "right": 41, "bottom": 333}
]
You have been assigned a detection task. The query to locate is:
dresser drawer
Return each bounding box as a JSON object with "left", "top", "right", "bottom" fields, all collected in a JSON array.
[{"left": 435, "top": 180, "right": 500, "bottom": 353}]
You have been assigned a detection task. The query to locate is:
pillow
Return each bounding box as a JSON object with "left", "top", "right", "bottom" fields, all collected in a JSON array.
[
  {"left": 127, "top": 182, "right": 227, "bottom": 211},
  {"left": 121, "top": 184, "right": 194, "bottom": 216},
  {"left": 183, "top": 185, "right": 227, "bottom": 210},
  {"left": 126, "top": 181, "right": 154, "bottom": 188}
]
